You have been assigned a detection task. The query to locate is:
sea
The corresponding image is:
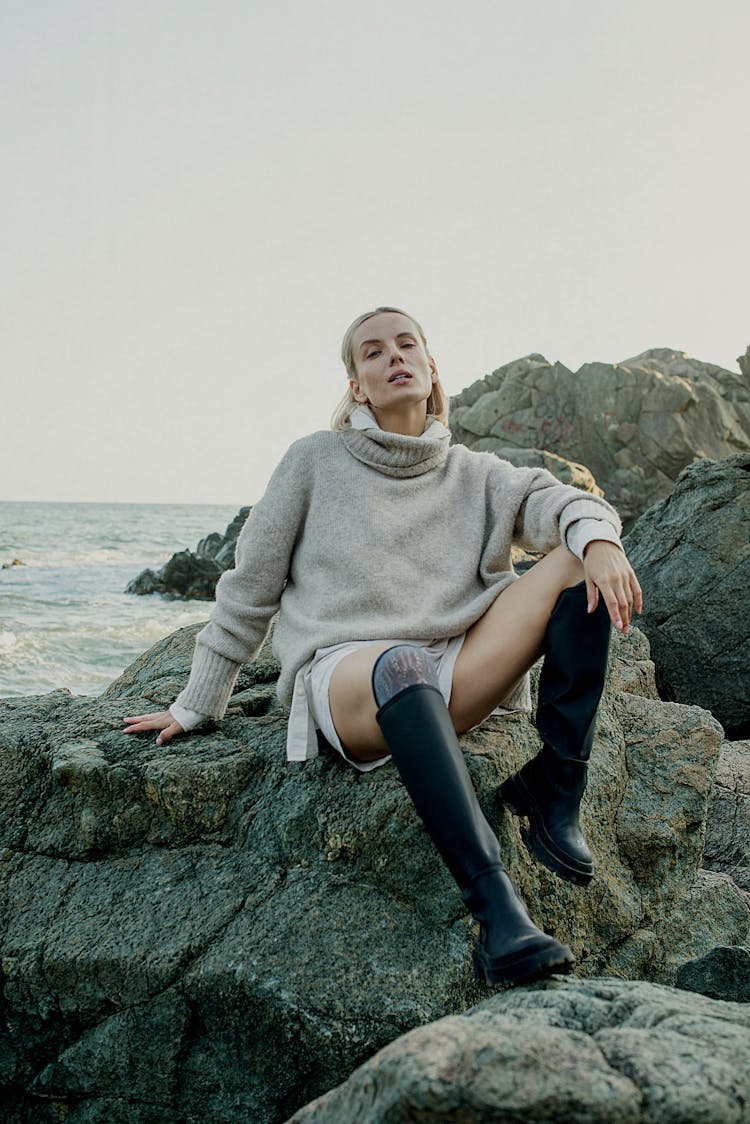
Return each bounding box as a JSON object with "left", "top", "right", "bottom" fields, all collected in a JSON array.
[{"left": 0, "top": 501, "right": 240, "bottom": 700}]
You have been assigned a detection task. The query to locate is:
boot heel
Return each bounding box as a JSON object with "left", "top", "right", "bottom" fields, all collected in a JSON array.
[
  {"left": 499, "top": 773, "right": 529, "bottom": 818},
  {"left": 472, "top": 934, "right": 575, "bottom": 987}
]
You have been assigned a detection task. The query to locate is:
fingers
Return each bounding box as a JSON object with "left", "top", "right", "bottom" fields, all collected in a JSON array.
[
  {"left": 601, "top": 578, "right": 630, "bottom": 633},
  {"left": 585, "top": 577, "right": 599, "bottom": 614},
  {"left": 122, "top": 711, "right": 184, "bottom": 744},
  {"left": 583, "top": 543, "right": 643, "bottom": 633},
  {"left": 631, "top": 571, "right": 644, "bottom": 616},
  {"left": 156, "top": 722, "right": 184, "bottom": 747},
  {"left": 597, "top": 566, "right": 644, "bottom": 633}
]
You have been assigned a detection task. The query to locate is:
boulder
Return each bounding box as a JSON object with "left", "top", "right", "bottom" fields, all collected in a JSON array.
[
  {"left": 0, "top": 626, "right": 747, "bottom": 1121},
  {"left": 286, "top": 976, "right": 750, "bottom": 1123},
  {"left": 623, "top": 455, "right": 750, "bottom": 738},
  {"left": 450, "top": 349, "right": 750, "bottom": 528},
  {"left": 738, "top": 344, "right": 750, "bottom": 379},
  {"left": 125, "top": 507, "right": 250, "bottom": 599},
  {"left": 677, "top": 945, "right": 750, "bottom": 1003},
  {"left": 703, "top": 739, "right": 750, "bottom": 892},
  {"left": 463, "top": 443, "right": 603, "bottom": 494}
]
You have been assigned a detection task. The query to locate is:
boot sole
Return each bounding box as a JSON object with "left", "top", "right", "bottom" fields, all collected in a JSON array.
[
  {"left": 499, "top": 775, "right": 594, "bottom": 887},
  {"left": 473, "top": 939, "right": 574, "bottom": 987}
]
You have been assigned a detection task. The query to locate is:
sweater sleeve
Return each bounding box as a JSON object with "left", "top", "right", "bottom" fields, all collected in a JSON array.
[
  {"left": 512, "top": 466, "right": 622, "bottom": 553},
  {"left": 174, "top": 440, "right": 311, "bottom": 717},
  {"left": 485, "top": 459, "right": 621, "bottom": 559}
]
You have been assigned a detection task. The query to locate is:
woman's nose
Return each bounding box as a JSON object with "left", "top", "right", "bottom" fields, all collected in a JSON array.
[{"left": 389, "top": 344, "right": 404, "bottom": 363}]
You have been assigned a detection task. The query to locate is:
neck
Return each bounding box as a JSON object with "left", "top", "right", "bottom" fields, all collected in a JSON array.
[{"left": 369, "top": 402, "right": 428, "bottom": 437}]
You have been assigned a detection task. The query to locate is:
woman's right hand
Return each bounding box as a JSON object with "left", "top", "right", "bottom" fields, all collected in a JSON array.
[{"left": 123, "top": 711, "right": 185, "bottom": 746}]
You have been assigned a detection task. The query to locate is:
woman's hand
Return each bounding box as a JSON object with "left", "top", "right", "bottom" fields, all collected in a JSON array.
[
  {"left": 123, "top": 711, "right": 185, "bottom": 746},
  {"left": 582, "top": 541, "right": 643, "bottom": 633}
]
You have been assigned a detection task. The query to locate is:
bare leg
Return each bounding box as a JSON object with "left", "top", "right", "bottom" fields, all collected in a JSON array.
[
  {"left": 450, "top": 546, "right": 584, "bottom": 733},
  {"left": 328, "top": 643, "right": 394, "bottom": 761},
  {"left": 329, "top": 546, "right": 583, "bottom": 763}
]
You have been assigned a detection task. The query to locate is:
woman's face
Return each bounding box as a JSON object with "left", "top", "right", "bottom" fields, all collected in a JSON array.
[{"left": 349, "top": 311, "right": 437, "bottom": 415}]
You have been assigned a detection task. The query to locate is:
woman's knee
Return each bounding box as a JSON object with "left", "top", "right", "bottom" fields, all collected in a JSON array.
[{"left": 371, "top": 644, "right": 439, "bottom": 708}]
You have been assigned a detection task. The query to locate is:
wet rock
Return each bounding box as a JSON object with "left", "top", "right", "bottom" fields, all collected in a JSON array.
[{"left": 125, "top": 507, "right": 250, "bottom": 600}]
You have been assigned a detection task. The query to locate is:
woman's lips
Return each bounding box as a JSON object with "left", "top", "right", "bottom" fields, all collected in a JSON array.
[{"left": 388, "top": 371, "right": 412, "bottom": 383}]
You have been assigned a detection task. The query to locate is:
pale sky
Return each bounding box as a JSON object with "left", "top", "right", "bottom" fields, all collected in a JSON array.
[{"left": 3, "top": 0, "right": 749, "bottom": 505}]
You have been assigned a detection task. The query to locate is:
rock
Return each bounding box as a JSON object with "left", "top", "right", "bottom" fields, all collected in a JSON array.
[
  {"left": 703, "top": 739, "right": 750, "bottom": 892},
  {"left": 286, "top": 976, "right": 750, "bottom": 1123},
  {"left": 677, "top": 945, "right": 750, "bottom": 1003},
  {"left": 450, "top": 350, "right": 750, "bottom": 528},
  {"left": 0, "top": 626, "right": 747, "bottom": 1121},
  {"left": 1, "top": 558, "right": 24, "bottom": 569},
  {"left": 739, "top": 345, "right": 750, "bottom": 379},
  {"left": 125, "top": 507, "right": 250, "bottom": 599},
  {"left": 464, "top": 442, "right": 603, "bottom": 494},
  {"left": 623, "top": 455, "right": 750, "bottom": 738}
]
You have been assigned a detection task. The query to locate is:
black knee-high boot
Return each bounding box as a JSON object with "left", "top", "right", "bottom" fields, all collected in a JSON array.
[
  {"left": 499, "top": 581, "right": 611, "bottom": 885},
  {"left": 372, "top": 645, "right": 573, "bottom": 986}
]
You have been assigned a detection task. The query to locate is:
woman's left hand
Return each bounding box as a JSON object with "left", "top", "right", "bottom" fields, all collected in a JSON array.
[{"left": 582, "top": 540, "right": 643, "bottom": 633}]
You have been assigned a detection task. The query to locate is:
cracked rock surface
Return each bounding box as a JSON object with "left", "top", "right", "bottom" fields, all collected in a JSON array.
[
  {"left": 0, "top": 626, "right": 748, "bottom": 1121},
  {"left": 704, "top": 739, "right": 750, "bottom": 892},
  {"left": 286, "top": 976, "right": 750, "bottom": 1123},
  {"left": 624, "top": 454, "right": 750, "bottom": 739},
  {"left": 449, "top": 349, "right": 750, "bottom": 529}
]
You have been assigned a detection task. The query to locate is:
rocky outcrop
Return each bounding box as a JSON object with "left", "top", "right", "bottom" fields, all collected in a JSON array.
[
  {"left": 624, "top": 455, "right": 750, "bottom": 739},
  {"left": 0, "top": 623, "right": 747, "bottom": 1121},
  {"left": 738, "top": 344, "right": 750, "bottom": 379},
  {"left": 450, "top": 349, "right": 750, "bottom": 528},
  {"left": 464, "top": 443, "right": 603, "bottom": 494},
  {"left": 704, "top": 739, "right": 750, "bottom": 892},
  {"left": 286, "top": 976, "right": 750, "bottom": 1123},
  {"left": 677, "top": 945, "right": 750, "bottom": 1003},
  {"left": 125, "top": 507, "right": 250, "bottom": 599}
]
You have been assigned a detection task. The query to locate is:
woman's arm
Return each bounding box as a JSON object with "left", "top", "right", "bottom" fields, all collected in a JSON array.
[
  {"left": 123, "top": 438, "right": 312, "bottom": 742},
  {"left": 490, "top": 461, "right": 641, "bottom": 631}
]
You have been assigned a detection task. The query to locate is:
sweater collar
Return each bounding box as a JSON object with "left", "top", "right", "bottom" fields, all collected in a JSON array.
[{"left": 340, "top": 406, "right": 451, "bottom": 478}]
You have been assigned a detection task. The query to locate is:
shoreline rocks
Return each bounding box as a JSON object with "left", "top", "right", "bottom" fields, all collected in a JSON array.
[
  {"left": 286, "top": 976, "right": 750, "bottom": 1123},
  {"left": 126, "top": 507, "right": 250, "bottom": 599},
  {"left": 0, "top": 624, "right": 748, "bottom": 1120}
]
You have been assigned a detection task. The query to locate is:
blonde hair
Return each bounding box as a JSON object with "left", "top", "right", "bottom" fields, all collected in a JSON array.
[{"left": 331, "top": 305, "right": 450, "bottom": 430}]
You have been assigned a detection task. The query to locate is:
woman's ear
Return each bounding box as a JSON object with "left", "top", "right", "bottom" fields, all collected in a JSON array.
[
  {"left": 349, "top": 378, "right": 368, "bottom": 403},
  {"left": 429, "top": 354, "right": 438, "bottom": 384}
]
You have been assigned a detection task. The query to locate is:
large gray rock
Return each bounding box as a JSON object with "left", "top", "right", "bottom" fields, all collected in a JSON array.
[
  {"left": 677, "top": 945, "right": 750, "bottom": 1003},
  {"left": 286, "top": 976, "right": 750, "bottom": 1123},
  {"left": 623, "top": 455, "right": 750, "bottom": 738},
  {"left": 125, "top": 507, "right": 250, "bottom": 599},
  {"left": 0, "top": 626, "right": 747, "bottom": 1121},
  {"left": 464, "top": 442, "right": 603, "bottom": 494},
  {"left": 704, "top": 739, "right": 750, "bottom": 892},
  {"left": 450, "top": 349, "right": 750, "bottom": 528}
]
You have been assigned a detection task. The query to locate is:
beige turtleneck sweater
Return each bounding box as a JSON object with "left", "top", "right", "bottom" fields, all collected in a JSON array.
[{"left": 173, "top": 413, "right": 621, "bottom": 719}]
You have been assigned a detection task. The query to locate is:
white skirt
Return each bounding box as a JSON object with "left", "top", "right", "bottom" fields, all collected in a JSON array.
[{"left": 285, "top": 634, "right": 525, "bottom": 773}]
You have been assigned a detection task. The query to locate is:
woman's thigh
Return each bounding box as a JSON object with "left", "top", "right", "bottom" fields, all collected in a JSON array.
[
  {"left": 449, "top": 546, "right": 584, "bottom": 734},
  {"left": 328, "top": 643, "right": 394, "bottom": 762}
]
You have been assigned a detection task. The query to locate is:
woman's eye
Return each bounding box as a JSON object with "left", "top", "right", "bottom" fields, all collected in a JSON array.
[
  {"left": 402, "top": 341, "right": 415, "bottom": 348},
  {"left": 366, "top": 349, "right": 381, "bottom": 358}
]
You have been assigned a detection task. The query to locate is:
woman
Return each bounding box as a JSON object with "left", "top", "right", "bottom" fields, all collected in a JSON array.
[{"left": 125, "top": 306, "right": 642, "bottom": 987}]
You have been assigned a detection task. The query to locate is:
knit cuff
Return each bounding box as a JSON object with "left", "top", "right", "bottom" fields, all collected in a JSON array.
[
  {"left": 566, "top": 518, "right": 623, "bottom": 560},
  {"left": 174, "top": 643, "right": 243, "bottom": 718}
]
